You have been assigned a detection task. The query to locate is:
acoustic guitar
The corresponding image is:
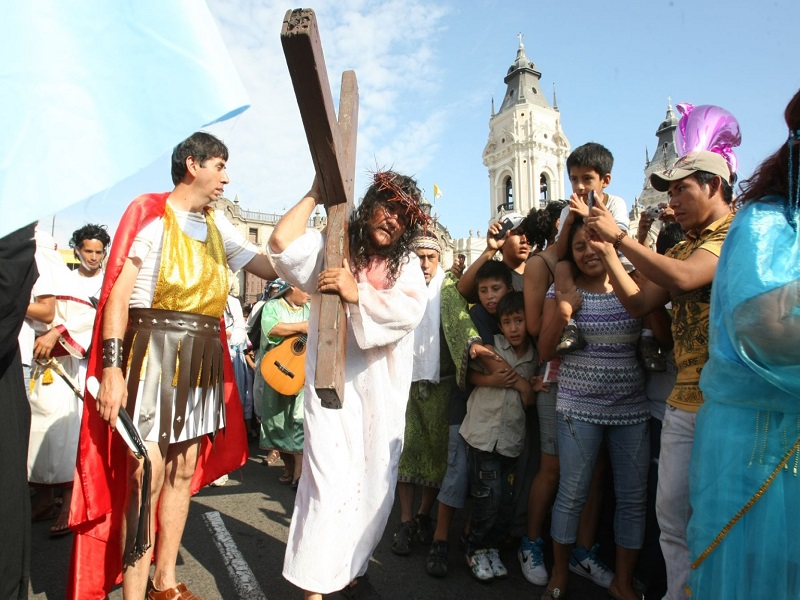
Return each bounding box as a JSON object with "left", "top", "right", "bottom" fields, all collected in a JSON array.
[{"left": 260, "top": 333, "right": 307, "bottom": 396}]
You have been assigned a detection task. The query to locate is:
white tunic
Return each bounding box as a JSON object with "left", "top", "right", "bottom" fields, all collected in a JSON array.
[
  {"left": 272, "top": 230, "right": 427, "bottom": 593},
  {"left": 28, "top": 267, "right": 96, "bottom": 484}
]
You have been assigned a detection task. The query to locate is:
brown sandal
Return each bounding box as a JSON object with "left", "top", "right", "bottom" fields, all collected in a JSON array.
[
  {"left": 49, "top": 518, "right": 72, "bottom": 537},
  {"left": 147, "top": 582, "right": 203, "bottom": 600}
]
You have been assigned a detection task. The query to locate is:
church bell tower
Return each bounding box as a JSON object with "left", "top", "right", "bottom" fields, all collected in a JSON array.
[
  {"left": 482, "top": 35, "right": 570, "bottom": 224},
  {"left": 637, "top": 99, "right": 680, "bottom": 211}
]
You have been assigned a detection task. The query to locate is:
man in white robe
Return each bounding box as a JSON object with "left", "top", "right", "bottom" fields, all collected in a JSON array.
[{"left": 270, "top": 171, "right": 429, "bottom": 599}]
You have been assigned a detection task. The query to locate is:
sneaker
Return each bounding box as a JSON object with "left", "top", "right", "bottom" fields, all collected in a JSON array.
[
  {"left": 466, "top": 548, "right": 494, "bottom": 582},
  {"left": 556, "top": 322, "right": 586, "bottom": 356},
  {"left": 209, "top": 474, "right": 228, "bottom": 487},
  {"left": 518, "top": 535, "right": 548, "bottom": 585},
  {"left": 485, "top": 548, "right": 508, "bottom": 579},
  {"left": 569, "top": 544, "right": 614, "bottom": 588},
  {"left": 415, "top": 513, "right": 433, "bottom": 545},
  {"left": 426, "top": 540, "right": 449, "bottom": 577},
  {"left": 391, "top": 520, "right": 417, "bottom": 555}
]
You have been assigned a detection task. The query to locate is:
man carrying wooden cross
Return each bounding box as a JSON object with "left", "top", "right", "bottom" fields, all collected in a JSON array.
[{"left": 269, "top": 172, "right": 429, "bottom": 598}]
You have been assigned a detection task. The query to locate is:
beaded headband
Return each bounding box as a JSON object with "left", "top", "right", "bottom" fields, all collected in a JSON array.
[{"left": 409, "top": 233, "right": 441, "bottom": 254}]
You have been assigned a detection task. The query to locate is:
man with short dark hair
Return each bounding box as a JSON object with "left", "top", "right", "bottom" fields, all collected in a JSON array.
[
  {"left": 69, "top": 131, "right": 277, "bottom": 600},
  {"left": 587, "top": 149, "right": 735, "bottom": 600}
]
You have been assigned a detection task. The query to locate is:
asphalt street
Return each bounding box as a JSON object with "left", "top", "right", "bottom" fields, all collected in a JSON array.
[{"left": 28, "top": 438, "right": 616, "bottom": 600}]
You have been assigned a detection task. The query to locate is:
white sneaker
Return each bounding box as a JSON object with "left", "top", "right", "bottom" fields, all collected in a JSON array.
[
  {"left": 209, "top": 474, "right": 228, "bottom": 487},
  {"left": 466, "top": 549, "right": 494, "bottom": 582},
  {"left": 485, "top": 548, "right": 508, "bottom": 579},
  {"left": 568, "top": 544, "right": 614, "bottom": 588},
  {"left": 518, "top": 535, "right": 548, "bottom": 585}
]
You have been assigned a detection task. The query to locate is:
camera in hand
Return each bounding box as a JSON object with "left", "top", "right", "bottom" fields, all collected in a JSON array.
[
  {"left": 493, "top": 212, "right": 525, "bottom": 239},
  {"left": 644, "top": 205, "right": 665, "bottom": 220}
]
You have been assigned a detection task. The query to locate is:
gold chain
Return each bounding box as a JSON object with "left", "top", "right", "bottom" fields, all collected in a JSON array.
[
  {"left": 692, "top": 433, "right": 800, "bottom": 570},
  {"left": 795, "top": 416, "right": 800, "bottom": 476}
]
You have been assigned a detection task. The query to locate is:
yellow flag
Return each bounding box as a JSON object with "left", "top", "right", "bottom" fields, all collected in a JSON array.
[{"left": 433, "top": 184, "right": 442, "bottom": 199}]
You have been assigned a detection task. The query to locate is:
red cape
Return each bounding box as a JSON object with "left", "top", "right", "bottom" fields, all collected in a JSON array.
[{"left": 67, "top": 193, "right": 248, "bottom": 599}]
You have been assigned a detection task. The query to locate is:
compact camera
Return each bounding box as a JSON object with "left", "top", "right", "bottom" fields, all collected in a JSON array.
[
  {"left": 644, "top": 206, "right": 664, "bottom": 220},
  {"left": 493, "top": 212, "right": 526, "bottom": 239}
]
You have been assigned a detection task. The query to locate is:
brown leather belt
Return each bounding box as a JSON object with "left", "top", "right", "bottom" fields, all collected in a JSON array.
[{"left": 123, "top": 307, "right": 224, "bottom": 456}]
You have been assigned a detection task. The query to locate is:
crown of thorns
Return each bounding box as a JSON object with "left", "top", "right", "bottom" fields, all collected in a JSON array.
[{"left": 371, "top": 170, "right": 431, "bottom": 229}]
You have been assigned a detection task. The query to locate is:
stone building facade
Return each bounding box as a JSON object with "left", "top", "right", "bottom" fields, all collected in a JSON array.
[{"left": 213, "top": 195, "right": 325, "bottom": 306}]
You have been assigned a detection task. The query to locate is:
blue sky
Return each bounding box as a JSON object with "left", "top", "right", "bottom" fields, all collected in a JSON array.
[{"left": 48, "top": 0, "right": 799, "bottom": 246}]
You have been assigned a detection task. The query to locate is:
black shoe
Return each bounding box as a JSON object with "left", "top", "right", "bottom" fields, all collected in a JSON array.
[
  {"left": 426, "top": 540, "right": 449, "bottom": 577},
  {"left": 556, "top": 322, "right": 586, "bottom": 355},
  {"left": 415, "top": 513, "right": 433, "bottom": 545},
  {"left": 391, "top": 520, "right": 417, "bottom": 555}
]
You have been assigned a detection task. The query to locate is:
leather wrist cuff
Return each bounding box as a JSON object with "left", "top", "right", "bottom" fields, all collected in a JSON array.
[{"left": 102, "top": 338, "right": 124, "bottom": 369}]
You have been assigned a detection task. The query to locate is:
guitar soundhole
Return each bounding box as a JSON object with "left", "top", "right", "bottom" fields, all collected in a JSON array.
[{"left": 292, "top": 338, "right": 306, "bottom": 355}]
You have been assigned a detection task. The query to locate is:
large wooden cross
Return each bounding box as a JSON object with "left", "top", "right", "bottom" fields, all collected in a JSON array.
[{"left": 281, "top": 8, "right": 358, "bottom": 409}]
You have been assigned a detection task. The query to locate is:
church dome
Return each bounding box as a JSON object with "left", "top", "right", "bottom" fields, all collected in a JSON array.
[{"left": 508, "top": 46, "right": 537, "bottom": 74}]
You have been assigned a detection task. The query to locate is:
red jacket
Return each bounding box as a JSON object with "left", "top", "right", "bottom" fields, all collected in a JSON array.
[{"left": 67, "top": 193, "right": 248, "bottom": 599}]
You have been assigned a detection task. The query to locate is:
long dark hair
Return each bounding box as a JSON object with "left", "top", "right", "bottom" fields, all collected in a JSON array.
[
  {"left": 522, "top": 201, "right": 567, "bottom": 251},
  {"left": 738, "top": 89, "right": 800, "bottom": 210},
  {"left": 348, "top": 171, "right": 422, "bottom": 285},
  {"left": 564, "top": 217, "right": 586, "bottom": 264}
]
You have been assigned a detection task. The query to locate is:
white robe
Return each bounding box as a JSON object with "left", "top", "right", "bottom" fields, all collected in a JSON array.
[
  {"left": 272, "top": 230, "right": 427, "bottom": 593},
  {"left": 27, "top": 270, "right": 97, "bottom": 484}
]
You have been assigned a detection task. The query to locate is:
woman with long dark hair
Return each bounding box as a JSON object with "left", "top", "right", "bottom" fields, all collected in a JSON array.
[
  {"left": 538, "top": 218, "right": 649, "bottom": 600},
  {"left": 687, "top": 89, "right": 800, "bottom": 599}
]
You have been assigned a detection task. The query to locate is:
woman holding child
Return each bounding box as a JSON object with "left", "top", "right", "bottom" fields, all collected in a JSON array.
[{"left": 538, "top": 218, "right": 649, "bottom": 600}]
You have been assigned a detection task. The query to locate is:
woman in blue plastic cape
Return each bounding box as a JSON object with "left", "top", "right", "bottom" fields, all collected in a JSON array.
[{"left": 689, "top": 89, "right": 800, "bottom": 599}]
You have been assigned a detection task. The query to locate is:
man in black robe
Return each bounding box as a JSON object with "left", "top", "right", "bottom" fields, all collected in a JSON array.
[{"left": 0, "top": 223, "right": 38, "bottom": 600}]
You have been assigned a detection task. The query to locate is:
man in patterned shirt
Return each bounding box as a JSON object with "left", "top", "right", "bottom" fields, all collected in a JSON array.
[{"left": 586, "top": 150, "right": 734, "bottom": 600}]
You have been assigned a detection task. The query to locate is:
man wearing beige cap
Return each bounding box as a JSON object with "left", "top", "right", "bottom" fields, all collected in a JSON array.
[{"left": 586, "top": 149, "right": 734, "bottom": 600}]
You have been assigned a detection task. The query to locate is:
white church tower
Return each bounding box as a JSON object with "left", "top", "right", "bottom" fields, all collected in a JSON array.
[{"left": 482, "top": 34, "right": 570, "bottom": 225}]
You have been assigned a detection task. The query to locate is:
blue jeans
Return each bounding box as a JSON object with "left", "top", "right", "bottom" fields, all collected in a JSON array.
[
  {"left": 656, "top": 405, "right": 695, "bottom": 600},
  {"left": 551, "top": 415, "right": 649, "bottom": 549},
  {"left": 466, "top": 446, "right": 517, "bottom": 550}
]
